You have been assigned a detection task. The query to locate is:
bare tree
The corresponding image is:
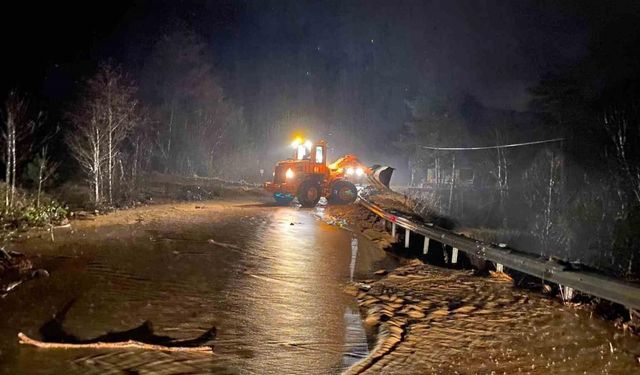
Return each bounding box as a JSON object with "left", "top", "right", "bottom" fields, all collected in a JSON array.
[
  {"left": 1, "top": 92, "right": 40, "bottom": 210},
  {"left": 491, "top": 128, "right": 510, "bottom": 227},
  {"left": 68, "top": 105, "right": 106, "bottom": 204},
  {"left": 603, "top": 106, "right": 640, "bottom": 205},
  {"left": 67, "top": 65, "right": 139, "bottom": 205},
  {"left": 34, "top": 146, "right": 59, "bottom": 208},
  {"left": 99, "top": 65, "right": 139, "bottom": 204}
]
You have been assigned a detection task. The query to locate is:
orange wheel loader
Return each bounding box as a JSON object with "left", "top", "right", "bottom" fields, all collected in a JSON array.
[{"left": 264, "top": 138, "right": 393, "bottom": 207}]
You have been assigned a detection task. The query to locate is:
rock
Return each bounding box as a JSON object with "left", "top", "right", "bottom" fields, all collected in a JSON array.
[
  {"left": 374, "top": 269, "right": 388, "bottom": 276},
  {"left": 31, "top": 269, "right": 49, "bottom": 278}
]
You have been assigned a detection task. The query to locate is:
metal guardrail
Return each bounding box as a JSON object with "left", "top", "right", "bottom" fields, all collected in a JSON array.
[{"left": 358, "top": 196, "right": 640, "bottom": 311}]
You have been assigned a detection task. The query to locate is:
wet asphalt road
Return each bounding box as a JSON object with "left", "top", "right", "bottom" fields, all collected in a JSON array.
[{"left": 0, "top": 200, "right": 396, "bottom": 374}]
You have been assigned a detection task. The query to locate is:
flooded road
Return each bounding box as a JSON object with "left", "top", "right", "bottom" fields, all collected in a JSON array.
[
  {"left": 0, "top": 200, "right": 397, "bottom": 374},
  {"left": 1, "top": 199, "right": 639, "bottom": 374}
]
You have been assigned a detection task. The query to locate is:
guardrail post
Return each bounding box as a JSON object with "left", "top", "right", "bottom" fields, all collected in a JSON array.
[
  {"left": 451, "top": 247, "right": 459, "bottom": 264},
  {"left": 423, "top": 237, "right": 430, "bottom": 255},
  {"left": 496, "top": 263, "right": 504, "bottom": 272},
  {"left": 391, "top": 222, "right": 396, "bottom": 239},
  {"left": 560, "top": 285, "right": 574, "bottom": 302},
  {"left": 404, "top": 228, "right": 410, "bottom": 248}
]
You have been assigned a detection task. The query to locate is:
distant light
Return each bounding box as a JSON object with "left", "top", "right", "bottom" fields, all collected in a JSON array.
[
  {"left": 355, "top": 167, "right": 364, "bottom": 176},
  {"left": 346, "top": 167, "right": 354, "bottom": 175},
  {"left": 304, "top": 140, "right": 312, "bottom": 149},
  {"left": 291, "top": 138, "right": 302, "bottom": 148}
]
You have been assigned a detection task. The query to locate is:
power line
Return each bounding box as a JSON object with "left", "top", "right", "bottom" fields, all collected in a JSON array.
[{"left": 420, "top": 137, "right": 564, "bottom": 151}]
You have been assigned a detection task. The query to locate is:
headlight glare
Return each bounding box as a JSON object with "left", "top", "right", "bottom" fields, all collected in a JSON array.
[{"left": 285, "top": 168, "right": 294, "bottom": 179}]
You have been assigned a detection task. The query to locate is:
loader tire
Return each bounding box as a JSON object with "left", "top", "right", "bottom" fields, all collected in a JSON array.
[
  {"left": 329, "top": 180, "right": 357, "bottom": 205},
  {"left": 297, "top": 180, "right": 322, "bottom": 208}
]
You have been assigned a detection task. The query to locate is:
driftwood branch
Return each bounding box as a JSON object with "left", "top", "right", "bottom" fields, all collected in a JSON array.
[{"left": 18, "top": 332, "right": 213, "bottom": 354}]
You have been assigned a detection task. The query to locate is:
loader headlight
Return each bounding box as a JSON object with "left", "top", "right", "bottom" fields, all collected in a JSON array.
[
  {"left": 346, "top": 167, "right": 354, "bottom": 175},
  {"left": 355, "top": 167, "right": 364, "bottom": 176},
  {"left": 285, "top": 168, "right": 294, "bottom": 179}
]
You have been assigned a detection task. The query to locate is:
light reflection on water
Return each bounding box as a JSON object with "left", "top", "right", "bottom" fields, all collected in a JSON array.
[
  {"left": 341, "top": 235, "right": 369, "bottom": 371},
  {"left": 0, "top": 203, "right": 392, "bottom": 374},
  {"left": 341, "top": 306, "right": 369, "bottom": 371}
]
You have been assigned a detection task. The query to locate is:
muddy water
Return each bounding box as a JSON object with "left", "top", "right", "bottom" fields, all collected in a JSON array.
[
  {"left": 0, "top": 201, "right": 398, "bottom": 374},
  {"left": 1, "top": 201, "right": 639, "bottom": 374}
]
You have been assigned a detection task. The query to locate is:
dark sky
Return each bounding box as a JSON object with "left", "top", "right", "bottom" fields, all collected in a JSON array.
[{"left": 1, "top": 0, "right": 588, "bottom": 109}]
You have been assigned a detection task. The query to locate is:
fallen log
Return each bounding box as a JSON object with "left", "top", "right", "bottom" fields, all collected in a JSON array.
[{"left": 18, "top": 332, "right": 214, "bottom": 353}]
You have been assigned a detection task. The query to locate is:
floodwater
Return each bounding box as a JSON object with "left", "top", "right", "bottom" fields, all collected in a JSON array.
[
  {"left": 0, "top": 201, "right": 398, "bottom": 374},
  {"left": 0, "top": 200, "right": 638, "bottom": 374}
]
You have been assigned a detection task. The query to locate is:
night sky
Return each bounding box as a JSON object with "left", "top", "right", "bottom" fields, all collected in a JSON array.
[
  {"left": 2, "top": 1, "right": 586, "bottom": 104},
  {"left": 1, "top": 0, "right": 636, "bottom": 161}
]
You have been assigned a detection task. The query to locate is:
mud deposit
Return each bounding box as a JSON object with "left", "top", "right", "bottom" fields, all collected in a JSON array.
[
  {"left": 0, "top": 200, "right": 397, "bottom": 374},
  {"left": 346, "top": 260, "right": 640, "bottom": 374}
]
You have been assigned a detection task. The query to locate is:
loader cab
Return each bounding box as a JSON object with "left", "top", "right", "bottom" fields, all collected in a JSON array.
[
  {"left": 312, "top": 141, "right": 326, "bottom": 165},
  {"left": 292, "top": 139, "right": 327, "bottom": 165}
]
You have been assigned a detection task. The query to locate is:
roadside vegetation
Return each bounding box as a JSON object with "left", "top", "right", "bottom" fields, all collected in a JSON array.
[
  {"left": 393, "top": 23, "right": 640, "bottom": 280},
  {"left": 1, "top": 27, "right": 263, "bottom": 242}
]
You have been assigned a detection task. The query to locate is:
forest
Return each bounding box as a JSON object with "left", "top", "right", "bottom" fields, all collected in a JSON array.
[{"left": 396, "top": 8, "right": 640, "bottom": 279}]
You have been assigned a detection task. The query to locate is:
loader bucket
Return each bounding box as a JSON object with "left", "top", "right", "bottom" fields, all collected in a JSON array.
[{"left": 369, "top": 165, "right": 394, "bottom": 189}]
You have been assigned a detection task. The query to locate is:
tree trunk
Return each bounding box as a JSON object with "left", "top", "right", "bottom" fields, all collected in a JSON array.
[
  {"left": 544, "top": 151, "right": 555, "bottom": 252},
  {"left": 36, "top": 161, "right": 44, "bottom": 208},
  {"left": 10, "top": 123, "right": 16, "bottom": 208},
  {"left": 93, "top": 127, "right": 101, "bottom": 205},
  {"left": 448, "top": 153, "right": 456, "bottom": 214},
  {"left": 107, "top": 107, "right": 113, "bottom": 205},
  {"left": 4, "top": 113, "right": 11, "bottom": 209},
  {"left": 132, "top": 137, "right": 139, "bottom": 189}
]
